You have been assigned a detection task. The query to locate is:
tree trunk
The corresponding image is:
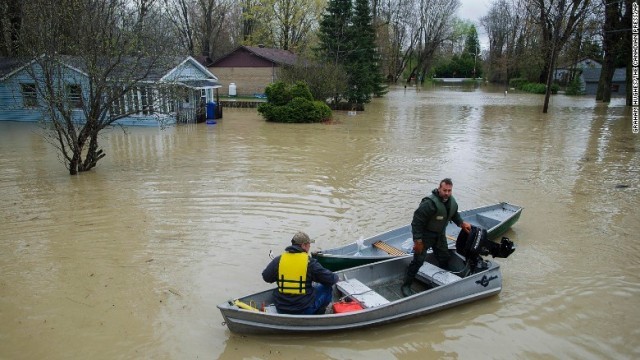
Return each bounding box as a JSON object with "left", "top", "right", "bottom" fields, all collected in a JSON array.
[
  {"left": 543, "top": 45, "right": 556, "bottom": 114},
  {"left": 597, "top": 0, "right": 618, "bottom": 102},
  {"left": 596, "top": 55, "right": 614, "bottom": 102}
]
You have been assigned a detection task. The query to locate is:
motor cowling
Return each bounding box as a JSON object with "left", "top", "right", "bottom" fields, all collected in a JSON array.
[{"left": 456, "top": 225, "right": 516, "bottom": 272}]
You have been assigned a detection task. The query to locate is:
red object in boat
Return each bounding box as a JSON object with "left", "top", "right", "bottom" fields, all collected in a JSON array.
[{"left": 332, "top": 300, "right": 363, "bottom": 313}]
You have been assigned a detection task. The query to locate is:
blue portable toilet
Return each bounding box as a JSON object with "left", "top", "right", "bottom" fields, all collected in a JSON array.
[
  {"left": 207, "top": 101, "right": 216, "bottom": 124},
  {"left": 206, "top": 102, "right": 217, "bottom": 119},
  {"left": 206, "top": 102, "right": 217, "bottom": 124}
]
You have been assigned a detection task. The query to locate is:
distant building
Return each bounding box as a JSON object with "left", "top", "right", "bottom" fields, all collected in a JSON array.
[
  {"left": 0, "top": 56, "right": 221, "bottom": 126},
  {"left": 210, "top": 45, "right": 298, "bottom": 97},
  {"left": 581, "top": 67, "right": 627, "bottom": 96},
  {"left": 555, "top": 58, "right": 626, "bottom": 97},
  {"left": 554, "top": 58, "right": 601, "bottom": 85}
]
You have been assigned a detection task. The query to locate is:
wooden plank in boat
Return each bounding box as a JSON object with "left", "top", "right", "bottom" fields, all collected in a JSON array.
[{"left": 372, "top": 241, "right": 406, "bottom": 256}]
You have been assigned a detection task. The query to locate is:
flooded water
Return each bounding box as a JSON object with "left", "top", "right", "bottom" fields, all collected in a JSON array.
[{"left": 1, "top": 85, "right": 638, "bottom": 359}]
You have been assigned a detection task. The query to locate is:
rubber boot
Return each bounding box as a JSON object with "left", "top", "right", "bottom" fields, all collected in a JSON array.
[
  {"left": 401, "top": 275, "right": 415, "bottom": 297},
  {"left": 437, "top": 257, "right": 450, "bottom": 271}
]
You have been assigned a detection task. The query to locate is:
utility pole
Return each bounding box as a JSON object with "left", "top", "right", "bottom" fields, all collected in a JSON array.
[{"left": 473, "top": 43, "right": 478, "bottom": 79}]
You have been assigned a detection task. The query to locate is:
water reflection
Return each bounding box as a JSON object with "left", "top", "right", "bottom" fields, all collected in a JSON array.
[{"left": 0, "top": 85, "right": 637, "bottom": 359}]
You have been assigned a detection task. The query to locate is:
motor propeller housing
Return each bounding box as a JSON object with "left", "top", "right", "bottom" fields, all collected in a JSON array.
[{"left": 455, "top": 225, "right": 516, "bottom": 273}]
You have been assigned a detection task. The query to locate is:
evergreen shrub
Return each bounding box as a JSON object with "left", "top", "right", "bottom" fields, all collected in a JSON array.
[
  {"left": 258, "top": 81, "right": 332, "bottom": 123},
  {"left": 565, "top": 75, "right": 584, "bottom": 95}
]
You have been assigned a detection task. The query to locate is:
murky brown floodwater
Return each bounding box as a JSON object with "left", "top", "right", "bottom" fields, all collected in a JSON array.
[{"left": 1, "top": 85, "right": 638, "bottom": 359}]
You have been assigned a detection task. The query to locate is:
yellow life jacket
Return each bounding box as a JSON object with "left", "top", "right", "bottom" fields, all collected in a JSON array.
[{"left": 277, "top": 252, "right": 309, "bottom": 294}]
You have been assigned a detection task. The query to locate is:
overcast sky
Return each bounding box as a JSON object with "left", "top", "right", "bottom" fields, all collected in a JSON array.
[
  {"left": 458, "top": 0, "right": 492, "bottom": 24},
  {"left": 457, "top": 0, "right": 492, "bottom": 49}
]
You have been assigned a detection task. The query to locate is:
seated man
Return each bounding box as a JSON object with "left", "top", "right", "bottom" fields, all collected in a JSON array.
[{"left": 262, "top": 231, "right": 339, "bottom": 315}]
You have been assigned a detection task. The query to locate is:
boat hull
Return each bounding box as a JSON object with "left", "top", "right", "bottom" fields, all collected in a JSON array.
[
  {"left": 313, "top": 202, "right": 522, "bottom": 271},
  {"left": 218, "top": 255, "right": 503, "bottom": 335}
]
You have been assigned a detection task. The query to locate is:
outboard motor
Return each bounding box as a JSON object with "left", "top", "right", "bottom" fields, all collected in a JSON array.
[{"left": 456, "top": 225, "right": 516, "bottom": 273}]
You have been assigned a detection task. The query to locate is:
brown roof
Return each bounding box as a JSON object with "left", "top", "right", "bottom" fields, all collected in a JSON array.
[
  {"left": 243, "top": 46, "right": 298, "bottom": 65},
  {"left": 212, "top": 46, "right": 298, "bottom": 67}
]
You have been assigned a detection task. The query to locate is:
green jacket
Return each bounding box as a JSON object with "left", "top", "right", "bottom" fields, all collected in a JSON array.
[{"left": 411, "top": 188, "right": 463, "bottom": 240}]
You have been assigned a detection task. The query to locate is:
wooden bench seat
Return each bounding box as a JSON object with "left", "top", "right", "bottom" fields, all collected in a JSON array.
[
  {"left": 416, "top": 262, "right": 461, "bottom": 286},
  {"left": 336, "top": 279, "right": 390, "bottom": 308}
]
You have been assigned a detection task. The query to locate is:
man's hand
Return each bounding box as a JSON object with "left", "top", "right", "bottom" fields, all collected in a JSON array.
[
  {"left": 413, "top": 239, "right": 425, "bottom": 254},
  {"left": 461, "top": 221, "right": 472, "bottom": 233}
]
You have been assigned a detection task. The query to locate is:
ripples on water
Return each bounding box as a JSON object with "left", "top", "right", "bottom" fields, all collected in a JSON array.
[{"left": 0, "top": 86, "right": 638, "bottom": 359}]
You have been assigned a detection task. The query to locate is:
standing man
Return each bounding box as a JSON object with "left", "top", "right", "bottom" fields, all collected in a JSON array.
[
  {"left": 262, "top": 231, "right": 338, "bottom": 315},
  {"left": 401, "top": 178, "right": 472, "bottom": 296}
]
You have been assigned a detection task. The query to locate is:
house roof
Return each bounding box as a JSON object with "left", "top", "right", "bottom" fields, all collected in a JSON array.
[
  {"left": 212, "top": 45, "right": 298, "bottom": 66},
  {"left": 0, "top": 57, "right": 37, "bottom": 79},
  {"left": 244, "top": 46, "right": 298, "bottom": 65},
  {"left": 557, "top": 57, "right": 602, "bottom": 70},
  {"left": 582, "top": 67, "right": 626, "bottom": 83},
  {"left": 0, "top": 55, "right": 219, "bottom": 86}
]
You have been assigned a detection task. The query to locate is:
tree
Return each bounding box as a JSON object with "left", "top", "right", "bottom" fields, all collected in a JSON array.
[
  {"left": 529, "top": 0, "right": 592, "bottom": 113},
  {"left": 269, "top": 0, "right": 324, "bottom": 52},
  {"left": 20, "top": 0, "right": 178, "bottom": 175},
  {"left": 316, "top": 0, "right": 386, "bottom": 105},
  {"left": 0, "top": 0, "right": 22, "bottom": 56},
  {"left": 163, "top": 0, "right": 198, "bottom": 55},
  {"left": 316, "top": 0, "right": 352, "bottom": 66},
  {"left": 240, "top": 0, "right": 264, "bottom": 42},
  {"left": 481, "top": 0, "right": 526, "bottom": 84},
  {"left": 597, "top": 0, "right": 632, "bottom": 104},
  {"left": 197, "top": 0, "right": 233, "bottom": 58},
  {"left": 462, "top": 25, "right": 481, "bottom": 78},
  {"left": 406, "top": 0, "right": 460, "bottom": 84},
  {"left": 316, "top": 0, "right": 353, "bottom": 104},
  {"left": 279, "top": 58, "right": 349, "bottom": 102},
  {"left": 163, "top": 0, "right": 237, "bottom": 58},
  {"left": 345, "top": 0, "right": 386, "bottom": 102}
]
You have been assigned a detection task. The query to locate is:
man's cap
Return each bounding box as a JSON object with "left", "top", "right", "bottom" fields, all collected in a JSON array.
[{"left": 292, "top": 231, "right": 315, "bottom": 245}]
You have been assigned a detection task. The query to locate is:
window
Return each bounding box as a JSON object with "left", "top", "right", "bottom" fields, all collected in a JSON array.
[
  {"left": 66, "top": 84, "right": 82, "bottom": 108},
  {"left": 21, "top": 84, "right": 37, "bottom": 107},
  {"left": 201, "top": 89, "right": 207, "bottom": 104}
]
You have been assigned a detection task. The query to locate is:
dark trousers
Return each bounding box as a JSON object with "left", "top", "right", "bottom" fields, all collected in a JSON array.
[{"left": 406, "top": 234, "right": 450, "bottom": 280}]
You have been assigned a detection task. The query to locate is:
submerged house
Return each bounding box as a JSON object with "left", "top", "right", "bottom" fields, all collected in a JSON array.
[
  {"left": 210, "top": 45, "right": 298, "bottom": 97},
  {"left": 554, "top": 58, "right": 601, "bottom": 85},
  {"left": 581, "top": 67, "right": 627, "bottom": 96},
  {"left": 0, "top": 55, "right": 221, "bottom": 126},
  {"left": 554, "top": 58, "right": 626, "bottom": 97}
]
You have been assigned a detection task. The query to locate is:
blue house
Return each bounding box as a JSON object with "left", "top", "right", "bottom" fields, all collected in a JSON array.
[
  {"left": 0, "top": 55, "right": 221, "bottom": 126},
  {"left": 554, "top": 58, "right": 601, "bottom": 85},
  {"left": 581, "top": 67, "right": 627, "bottom": 96},
  {"left": 554, "top": 58, "right": 626, "bottom": 97}
]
